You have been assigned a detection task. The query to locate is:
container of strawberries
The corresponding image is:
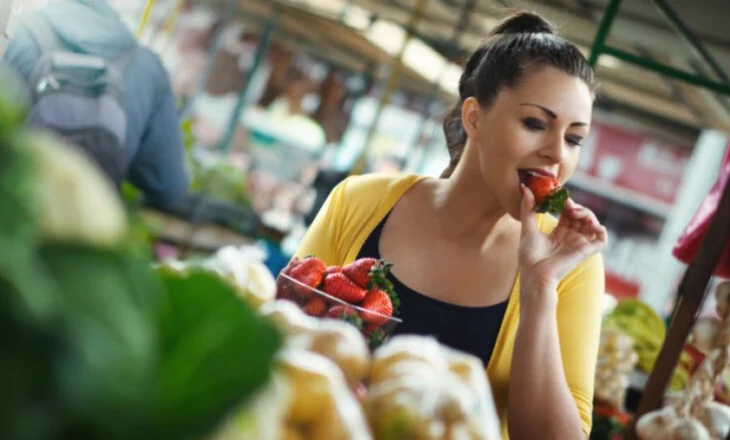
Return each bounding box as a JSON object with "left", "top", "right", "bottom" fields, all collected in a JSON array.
[{"left": 276, "top": 256, "right": 402, "bottom": 348}]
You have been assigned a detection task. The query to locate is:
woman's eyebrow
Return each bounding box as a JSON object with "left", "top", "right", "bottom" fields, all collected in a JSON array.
[{"left": 520, "top": 103, "right": 589, "bottom": 127}]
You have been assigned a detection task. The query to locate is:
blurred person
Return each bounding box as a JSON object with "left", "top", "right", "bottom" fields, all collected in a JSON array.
[
  {"left": 292, "top": 11, "right": 607, "bottom": 440},
  {"left": 2, "top": 0, "right": 188, "bottom": 208}
]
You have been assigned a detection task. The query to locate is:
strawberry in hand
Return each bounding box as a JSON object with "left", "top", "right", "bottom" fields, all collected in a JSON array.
[
  {"left": 522, "top": 172, "right": 569, "bottom": 215},
  {"left": 518, "top": 183, "right": 608, "bottom": 302}
]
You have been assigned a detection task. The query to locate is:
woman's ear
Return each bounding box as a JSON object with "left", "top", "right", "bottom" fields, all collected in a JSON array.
[{"left": 461, "top": 97, "right": 480, "bottom": 138}]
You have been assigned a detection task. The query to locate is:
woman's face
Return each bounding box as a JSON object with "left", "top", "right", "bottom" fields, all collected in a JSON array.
[{"left": 463, "top": 65, "right": 593, "bottom": 219}]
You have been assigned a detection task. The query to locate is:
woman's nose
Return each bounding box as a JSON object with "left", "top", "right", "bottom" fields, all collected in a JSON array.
[{"left": 539, "top": 136, "right": 568, "bottom": 165}]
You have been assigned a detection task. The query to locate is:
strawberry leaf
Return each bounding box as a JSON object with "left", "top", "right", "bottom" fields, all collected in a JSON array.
[
  {"left": 535, "top": 187, "right": 570, "bottom": 215},
  {"left": 338, "top": 312, "right": 363, "bottom": 330},
  {"left": 547, "top": 187, "right": 570, "bottom": 215},
  {"left": 366, "top": 328, "right": 387, "bottom": 349},
  {"left": 535, "top": 199, "right": 551, "bottom": 214}
]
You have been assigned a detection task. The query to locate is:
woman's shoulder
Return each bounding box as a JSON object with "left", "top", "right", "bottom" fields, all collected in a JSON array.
[
  {"left": 332, "top": 172, "right": 428, "bottom": 209},
  {"left": 325, "top": 172, "right": 429, "bottom": 232},
  {"left": 337, "top": 172, "right": 426, "bottom": 196}
]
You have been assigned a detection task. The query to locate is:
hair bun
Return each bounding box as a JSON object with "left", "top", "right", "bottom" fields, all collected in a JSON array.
[{"left": 491, "top": 12, "right": 555, "bottom": 36}]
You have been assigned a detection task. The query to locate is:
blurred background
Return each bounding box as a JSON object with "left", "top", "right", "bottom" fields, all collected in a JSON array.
[{"left": 3, "top": 0, "right": 729, "bottom": 319}]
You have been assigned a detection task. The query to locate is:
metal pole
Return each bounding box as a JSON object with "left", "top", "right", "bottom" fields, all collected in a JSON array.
[
  {"left": 180, "top": 0, "right": 240, "bottom": 118},
  {"left": 350, "top": 0, "right": 428, "bottom": 175},
  {"left": 136, "top": 0, "right": 157, "bottom": 38},
  {"left": 218, "top": 18, "right": 277, "bottom": 152},
  {"left": 587, "top": 0, "right": 623, "bottom": 67},
  {"left": 602, "top": 46, "right": 730, "bottom": 95},
  {"left": 161, "top": 0, "right": 185, "bottom": 38},
  {"left": 651, "top": 0, "right": 730, "bottom": 86}
]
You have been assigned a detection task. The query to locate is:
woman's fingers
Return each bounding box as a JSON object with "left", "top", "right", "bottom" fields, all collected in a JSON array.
[
  {"left": 283, "top": 256, "right": 300, "bottom": 275},
  {"left": 595, "top": 224, "right": 608, "bottom": 244},
  {"left": 565, "top": 200, "right": 598, "bottom": 223},
  {"left": 558, "top": 200, "right": 608, "bottom": 246},
  {"left": 520, "top": 184, "right": 540, "bottom": 237}
]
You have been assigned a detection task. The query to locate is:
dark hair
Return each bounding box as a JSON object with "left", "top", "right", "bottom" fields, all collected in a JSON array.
[{"left": 440, "top": 11, "right": 597, "bottom": 178}]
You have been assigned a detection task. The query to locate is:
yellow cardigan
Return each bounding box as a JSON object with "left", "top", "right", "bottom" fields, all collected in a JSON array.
[{"left": 295, "top": 173, "right": 605, "bottom": 438}]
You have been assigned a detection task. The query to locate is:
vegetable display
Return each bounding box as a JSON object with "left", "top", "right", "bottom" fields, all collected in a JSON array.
[
  {"left": 595, "top": 327, "right": 639, "bottom": 411},
  {"left": 217, "top": 300, "right": 502, "bottom": 440},
  {"left": 0, "top": 84, "right": 281, "bottom": 440},
  {"left": 0, "top": 78, "right": 504, "bottom": 440},
  {"left": 603, "top": 298, "right": 666, "bottom": 374},
  {"left": 636, "top": 281, "right": 730, "bottom": 440}
]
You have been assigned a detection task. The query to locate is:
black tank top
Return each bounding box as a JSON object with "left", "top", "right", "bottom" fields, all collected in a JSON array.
[{"left": 357, "top": 213, "right": 509, "bottom": 366}]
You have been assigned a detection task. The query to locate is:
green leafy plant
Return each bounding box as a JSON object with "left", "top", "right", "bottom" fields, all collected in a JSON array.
[
  {"left": 0, "top": 85, "right": 282, "bottom": 440},
  {"left": 155, "top": 270, "right": 282, "bottom": 438}
]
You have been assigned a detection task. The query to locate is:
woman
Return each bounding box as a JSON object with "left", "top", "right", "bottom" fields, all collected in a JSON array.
[{"left": 294, "top": 12, "right": 607, "bottom": 440}]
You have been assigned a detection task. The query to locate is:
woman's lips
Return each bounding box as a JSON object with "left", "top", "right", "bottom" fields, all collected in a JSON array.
[
  {"left": 517, "top": 169, "right": 557, "bottom": 185},
  {"left": 520, "top": 168, "right": 556, "bottom": 178}
]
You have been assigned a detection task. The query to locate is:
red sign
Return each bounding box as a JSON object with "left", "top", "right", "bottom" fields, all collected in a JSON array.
[{"left": 578, "top": 123, "right": 691, "bottom": 204}]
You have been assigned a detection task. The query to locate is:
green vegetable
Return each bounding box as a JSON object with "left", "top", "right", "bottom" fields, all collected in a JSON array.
[
  {"left": 0, "top": 244, "right": 160, "bottom": 440},
  {"left": 155, "top": 270, "right": 282, "bottom": 439},
  {"left": 0, "top": 85, "right": 282, "bottom": 440}
]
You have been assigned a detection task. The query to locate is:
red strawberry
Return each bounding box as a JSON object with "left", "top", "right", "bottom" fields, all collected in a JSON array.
[
  {"left": 523, "top": 173, "right": 559, "bottom": 205},
  {"left": 327, "top": 304, "right": 363, "bottom": 329},
  {"left": 289, "top": 257, "right": 327, "bottom": 298},
  {"left": 342, "top": 258, "right": 378, "bottom": 288},
  {"left": 342, "top": 258, "right": 394, "bottom": 289},
  {"left": 523, "top": 173, "right": 569, "bottom": 214},
  {"left": 276, "top": 284, "right": 302, "bottom": 305},
  {"left": 303, "top": 296, "right": 328, "bottom": 317},
  {"left": 322, "top": 273, "right": 367, "bottom": 303},
  {"left": 325, "top": 265, "right": 343, "bottom": 275},
  {"left": 359, "top": 289, "right": 393, "bottom": 326}
]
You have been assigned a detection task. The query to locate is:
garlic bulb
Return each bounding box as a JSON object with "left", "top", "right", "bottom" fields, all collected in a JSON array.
[
  {"left": 636, "top": 407, "right": 680, "bottom": 440},
  {"left": 716, "top": 282, "right": 730, "bottom": 320}
]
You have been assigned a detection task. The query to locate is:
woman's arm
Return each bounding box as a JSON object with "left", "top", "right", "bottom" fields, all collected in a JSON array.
[
  {"left": 509, "top": 186, "right": 607, "bottom": 439},
  {"left": 508, "top": 283, "right": 586, "bottom": 440}
]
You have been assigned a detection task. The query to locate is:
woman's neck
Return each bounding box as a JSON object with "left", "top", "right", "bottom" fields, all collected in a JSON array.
[{"left": 431, "top": 159, "right": 518, "bottom": 245}]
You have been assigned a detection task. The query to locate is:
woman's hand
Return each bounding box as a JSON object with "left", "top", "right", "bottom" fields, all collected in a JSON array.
[
  {"left": 276, "top": 256, "right": 300, "bottom": 297},
  {"left": 518, "top": 184, "right": 608, "bottom": 304}
]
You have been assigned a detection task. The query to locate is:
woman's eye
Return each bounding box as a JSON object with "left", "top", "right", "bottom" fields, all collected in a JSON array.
[
  {"left": 566, "top": 135, "right": 584, "bottom": 147},
  {"left": 522, "top": 117, "right": 547, "bottom": 131}
]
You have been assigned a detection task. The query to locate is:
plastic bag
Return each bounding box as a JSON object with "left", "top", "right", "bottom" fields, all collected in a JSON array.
[{"left": 673, "top": 145, "right": 730, "bottom": 278}]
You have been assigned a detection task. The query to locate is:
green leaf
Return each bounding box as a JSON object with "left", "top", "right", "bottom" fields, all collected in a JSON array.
[
  {"left": 155, "top": 270, "right": 282, "bottom": 438},
  {"left": 548, "top": 187, "right": 570, "bottom": 215},
  {"left": 535, "top": 187, "right": 570, "bottom": 215},
  {"left": 37, "top": 244, "right": 161, "bottom": 439}
]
